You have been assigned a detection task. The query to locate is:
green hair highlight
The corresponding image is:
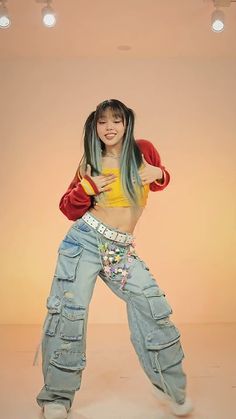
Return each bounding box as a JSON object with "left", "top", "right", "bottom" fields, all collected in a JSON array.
[{"left": 78, "top": 99, "right": 145, "bottom": 209}]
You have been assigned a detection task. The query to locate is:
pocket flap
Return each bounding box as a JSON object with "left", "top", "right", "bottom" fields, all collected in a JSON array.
[
  {"left": 145, "top": 324, "right": 181, "bottom": 350},
  {"left": 50, "top": 350, "right": 86, "bottom": 371},
  {"left": 46, "top": 295, "right": 61, "bottom": 314},
  {"left": 61, "top": 304, "right": 86, "bottom": 321},
  {"left": 58, "top": 242, "right": 83, "bottom": 258},
  {"left": 143, "top": 286, "right": 164, "bottom": 298}
]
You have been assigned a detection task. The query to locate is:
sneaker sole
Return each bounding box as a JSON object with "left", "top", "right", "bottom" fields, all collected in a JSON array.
[{"left": 152, "top": 385, "right": 194, "bottom": 417}]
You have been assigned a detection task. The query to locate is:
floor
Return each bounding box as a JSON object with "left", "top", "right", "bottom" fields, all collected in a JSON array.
[{"left": 0, "top": 323, "right": 235, "bottom": 419}]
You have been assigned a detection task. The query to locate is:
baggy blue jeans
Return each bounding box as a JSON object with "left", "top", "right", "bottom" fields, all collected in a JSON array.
[{"left": 36, "top": 211, "right": 187, "bottom": 412}]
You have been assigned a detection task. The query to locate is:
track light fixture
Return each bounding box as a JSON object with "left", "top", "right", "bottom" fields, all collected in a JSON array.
[
  {"left": 211, "top": 8, "right": 225, "bottom": 31},
  {"left": 0, "top": 0, "right": 11, "bottom": 29},
  {"left": 1, "top": 1, "right": 236, "bottom": 32},
  {"left": 36, "top": 0, "right": 56, "bottom": 28},
  {"left": 211, "top": 0, "right": 236, "bottom": 32}
]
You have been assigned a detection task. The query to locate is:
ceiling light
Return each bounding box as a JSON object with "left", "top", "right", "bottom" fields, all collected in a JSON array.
[
  {"left": 36, "top": 0, "right": 56, "bottom": 28},
  {"left": 42, "top": 4, "right": 56, "bottom": 27},
  {"left": 211, "top": 8, "right": 225, "bottom": 31},
  {"left": 211, "top": 0, "right": 236, "bottom": 32},
  {"left": 0, "top": 0, "right": 11, "bottom": 29}
]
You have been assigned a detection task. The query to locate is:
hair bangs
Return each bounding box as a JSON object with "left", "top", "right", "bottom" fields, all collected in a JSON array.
[{"left": 95, "top": 99, "right": 127, "bottom": 124}]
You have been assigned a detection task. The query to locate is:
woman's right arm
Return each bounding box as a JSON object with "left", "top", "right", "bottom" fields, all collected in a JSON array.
[
  {"left": 59, "top": 170, "right": 100, "bottom": 221},
  {"left": 59, "top": 166, "right": 116, "bottom": 221}
]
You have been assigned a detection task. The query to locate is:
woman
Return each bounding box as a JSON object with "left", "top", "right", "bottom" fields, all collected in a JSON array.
[{"left": 36, "top": 99, "right": 193, "bottom": 418}]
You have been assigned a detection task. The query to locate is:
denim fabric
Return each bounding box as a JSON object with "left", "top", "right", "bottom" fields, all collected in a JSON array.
[{"left": 36, "top": 211, "right": 187, "bottom": 411}]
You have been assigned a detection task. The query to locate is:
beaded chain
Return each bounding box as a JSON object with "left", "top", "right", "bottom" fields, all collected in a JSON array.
[{"left": 96, "top": 234, "right": 137, "bottom": 290}]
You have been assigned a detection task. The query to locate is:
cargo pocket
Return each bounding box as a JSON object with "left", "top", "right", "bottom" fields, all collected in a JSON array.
[
  {"left": 143, "top": 286, "right": 172, "bottom": 320},
  {"left": 45, "top": 350, "right": 86, "bottom": 391},
  {"left": 145, "top": 322, "right": 184, "bottom": 372},
  {"left": 59, "top": 304, "right": 86, "bottom": 341},
  {"left": 45, "top": 295, "right": 62, "bottom": 337},
  {"left": 54, "top": 240, "right": 83, "bottom": 282}
]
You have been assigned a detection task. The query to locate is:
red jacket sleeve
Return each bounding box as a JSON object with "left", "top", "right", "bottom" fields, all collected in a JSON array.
[
  {"left": 136, "top": 139, "right": 170, "bottom": 191},
  {"left": 59, "top": 171, "right": 100, "bottom": 221}
]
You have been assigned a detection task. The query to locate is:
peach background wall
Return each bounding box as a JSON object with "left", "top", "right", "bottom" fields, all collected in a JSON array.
[{"left": 0, "top": 57, "right": 235, "bottom": 325}]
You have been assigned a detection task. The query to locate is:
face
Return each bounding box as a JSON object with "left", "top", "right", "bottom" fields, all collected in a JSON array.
[{"left": 96, "top": 108, "right": 126, "bottom": 148}]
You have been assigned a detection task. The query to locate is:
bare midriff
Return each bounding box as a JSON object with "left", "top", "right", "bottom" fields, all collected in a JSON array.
[
  {"left": 87, "top": 157, "right": 144, "bottom": 234},
  {"left": 89, "top": 205, "right": 144, "bottom": 234}
]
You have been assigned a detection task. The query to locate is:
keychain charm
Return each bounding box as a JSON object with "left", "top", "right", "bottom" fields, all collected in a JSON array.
[{"left": 97, "top": 238, "right": 137, "bottom": 289}]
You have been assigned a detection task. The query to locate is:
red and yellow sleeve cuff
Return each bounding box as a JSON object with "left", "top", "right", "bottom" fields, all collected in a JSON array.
[
  {"left": 154, "top": 167, "right": 168, "bottom": 186},
  {"left": 80, "top": 175, "right": 100, "bottom": 196}
]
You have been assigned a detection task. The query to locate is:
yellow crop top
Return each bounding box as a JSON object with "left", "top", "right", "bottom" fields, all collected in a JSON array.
[{"left": 95, "top": 166, "right": 150, "bottom": 208}]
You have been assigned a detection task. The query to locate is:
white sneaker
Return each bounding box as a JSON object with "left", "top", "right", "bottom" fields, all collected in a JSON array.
[
  {"left": 152, "top": 385, "right": 193, "bottom": 417},
  {"left": 43, "top": 402, "right": 68, "bottom": 419}
]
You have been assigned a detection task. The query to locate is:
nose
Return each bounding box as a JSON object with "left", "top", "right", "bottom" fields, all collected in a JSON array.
[{"left": 105, "top": 120, "right": 115, "bottom": 130}]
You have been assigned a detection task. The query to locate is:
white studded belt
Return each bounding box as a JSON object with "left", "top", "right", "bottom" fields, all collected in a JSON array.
[{"left": 81, "top": 212, "right": 134, "bottom": 245}]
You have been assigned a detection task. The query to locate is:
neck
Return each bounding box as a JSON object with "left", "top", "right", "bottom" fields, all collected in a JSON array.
[{"left": 102, "top": 146, "right": 122, "bottom": 158}]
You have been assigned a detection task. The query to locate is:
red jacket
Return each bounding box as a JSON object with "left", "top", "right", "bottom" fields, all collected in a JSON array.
[{"left": 59, "top": 139, "right": 170, "bottom": 221}]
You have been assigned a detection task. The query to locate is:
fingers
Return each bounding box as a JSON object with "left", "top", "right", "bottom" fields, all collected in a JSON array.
[
  {"left": 101, "top": 187, "right": 112, "bottom": 192},
  {"left": 99, "top": 182, "right": 113, "bottom": 192},
  {"left": 104, "top": 173, "right": 117, "bottom": 178},
  {"left": 96, "top": 173, "right": 117, "bottom": 193},
  {"left": 138, "top": 169, "right": 146, "bottom": 180},
  {"left": 138, "top": 172, "right": 145, "bottom": 182},
  {"left": 86, "top": 163, "right": 91, "bottom": 176},
  {"left": 138, "top": 173, "right": 147, "bottom": 185},
  {"left": 102, "top": 174, "right": 117, "bottom": 183},
  {"left": 102, "top": 176, "right": 117, "bottom": 187},
  {"left": 139, "top": 168, "right": 149, "bottom": 184}
]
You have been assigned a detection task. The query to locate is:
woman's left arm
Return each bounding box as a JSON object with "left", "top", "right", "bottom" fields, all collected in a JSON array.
[{"left": 137, "top": 139, "right": 170, "bottom": 191}]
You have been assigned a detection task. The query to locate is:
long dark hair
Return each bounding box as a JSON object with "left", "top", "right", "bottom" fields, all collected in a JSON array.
[{"left": 78, "top": 99, "right": 144, "bottom": 207}]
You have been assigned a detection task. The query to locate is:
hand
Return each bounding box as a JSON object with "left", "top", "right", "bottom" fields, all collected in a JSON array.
[
  {"left": 138, "top": 154, "right": 163, "bottom": 185},
  {"left": 85, "top": 164, "right": 117, "bottom": 193}
]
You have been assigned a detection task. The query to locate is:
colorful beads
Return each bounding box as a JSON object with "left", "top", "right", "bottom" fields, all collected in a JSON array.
[{"left": 98, "top": 237, "right": 136, "bottom": 290}]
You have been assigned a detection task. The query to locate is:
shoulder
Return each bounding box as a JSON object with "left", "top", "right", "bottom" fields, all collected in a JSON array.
[
  {"left": 135, "top": 138, "right": 160, "bottom": 156},
  {"left": 135, "top": 138, "right": 161, "bottom": 165},
  {"left": 135, "top": 139, "right": 155, "bottom": 152}
]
